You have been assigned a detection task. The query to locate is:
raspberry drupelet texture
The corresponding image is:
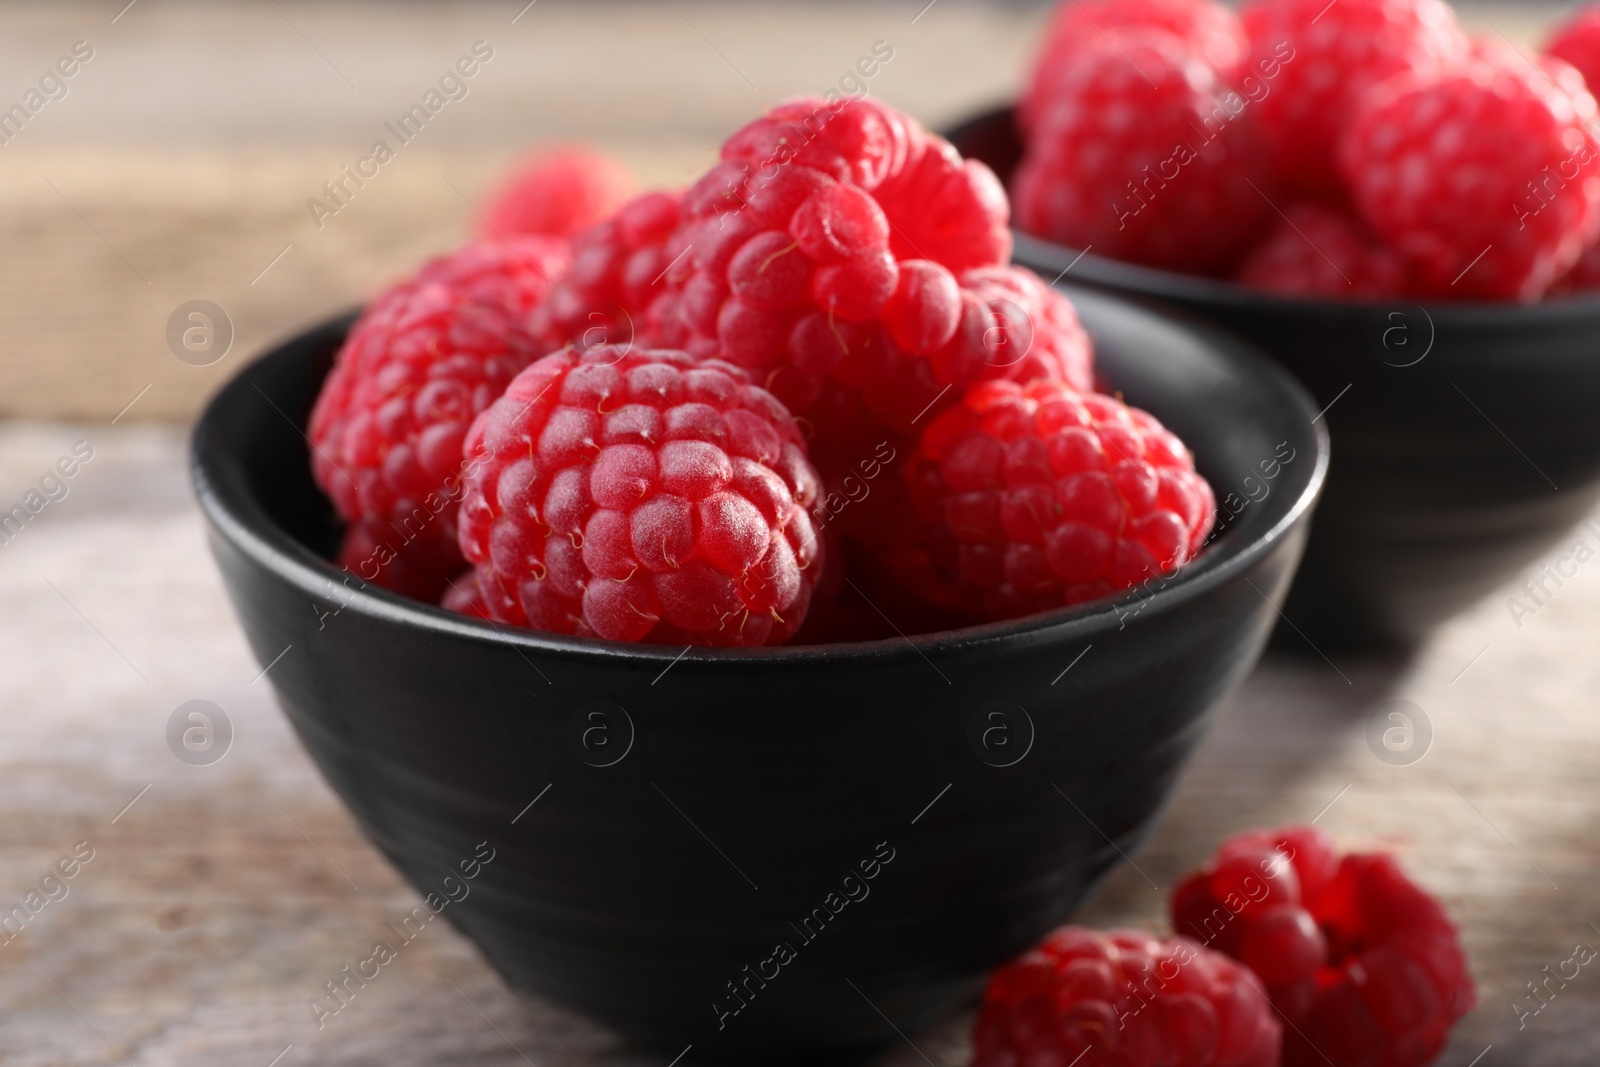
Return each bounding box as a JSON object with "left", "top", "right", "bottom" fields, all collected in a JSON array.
[
  {"left": 310, "top": 283, "right": 545, "bottom": 594},
  {"left": 1240, "top": 0, "right": 1468, "bottom": 197},
  {"left": 973, "top": 927, "right": 1282, "bottom": 1067},
  {"left": 1172, "top": 825, "right": 1477, "bottom": 1067},
  {"left": 1234, "top": 203, "right": 1411, "bottom": 299},
  {"left": 1545, "top": 4, "right": 1600, "bottom": 99},
  {"left": 1012, "top": 31, "right": 1272, "bottom": 276},
  {"left": 1020, "top": 0, "right": 1248, "bottom": 134},
  {"left": 401, "top": 235, "right": 571, "bottom": 319},
  {"left": 893, "top": 378, "right": 1215, "bottom": 622},
  {"left": 456, "top": 346, "right": 824, "bottom": 645},
  {"left": 647, "top": 97, "right": 1070, "bottom": 466},
  {"left": 530, "top": 189, "right": 682, "bottom": 354},
  {"left": 1341, "top": 48, "right": 1600, "bottom": 300},
  {"left": 479, "top": 144, "right": 635, "bottom": 240}
]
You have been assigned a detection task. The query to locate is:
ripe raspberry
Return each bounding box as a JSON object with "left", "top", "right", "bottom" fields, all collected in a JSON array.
[
  {"left": 440, "top": 571, "right": 492, "bottom": 619},
  {"left": 480, "top": 144, "right": 635, "bottom": 239},
  {"left": 309, "top": 283, "right": 543, "bottom": 581},
  {"left": 1020, "top": 0, "right": 1248, "bottom": 133},
  {"left": 1341, "top": 49, "right": 1600, "bottom": 300},
  {"left": 1013, "top": 30, "right": 1272, "bottom": 276},
  {"left": 529, "top": 190, "right": 681, "bottom": 353},
  {"left": 890, "top": 378, "right": 1214, "bottom": 621},
  {"left": 1545, "top": 5, "right": 1600, "bottom": 98},
  {"left": 642, "top": 96, "right": 1081, "bottom": 471},
  {"left": 336, "top": 519, "right": 466, "bottom": 602},
  {"left": 973, "top": 927, "right": 1281, "bottom": 1067},
  {"left": 402, "top": 234, "right": 571, "bottom": 318},
  {"left": 1234, "top": 203, "right": 1411, "bottom": 299},
  {"left": 1172, "top": 825, "right": 1476, "bottom": 1067},
  {"left": 455, "top": 346, "right": 824, "bottom": 645},
  {"left": 1552, "top": 238, "right": 1600, "bottom": 293},
  {"left": 1240, "top": 0, "right": 1467, "bottom": 197}
]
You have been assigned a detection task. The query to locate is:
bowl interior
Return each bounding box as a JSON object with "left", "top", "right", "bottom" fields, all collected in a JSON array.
[{"left": 192, "top": 284, "right": 1326, "bottom": 662}]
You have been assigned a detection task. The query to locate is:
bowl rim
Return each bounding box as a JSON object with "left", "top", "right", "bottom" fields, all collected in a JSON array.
[
  {"left": 192, "top": 298, "right": 1329, "bottom": 670},
  {"left": 946, "top": 103, "right": 1600, "bottom": 324}
]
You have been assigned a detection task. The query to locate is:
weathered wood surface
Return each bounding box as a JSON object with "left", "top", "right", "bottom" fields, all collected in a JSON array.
[{"left": 1, "top": 419, "right": 1598, "bottom": 1065}]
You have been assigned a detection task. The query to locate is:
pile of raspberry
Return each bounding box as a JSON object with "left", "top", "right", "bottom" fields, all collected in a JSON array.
[
  {"left": 308, "top": 98, "right": 1216, "bottom": 646},
  {"left": 974, "top": 824, "right": 1475, "bottom": 1067},
  {"left": 1015, "top": 0, "right": 1600, "bottom": 302}
]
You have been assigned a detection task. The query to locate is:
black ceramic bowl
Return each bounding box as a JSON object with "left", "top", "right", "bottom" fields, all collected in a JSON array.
[
  {"left": 192, "top": 286, "right": 1325, "bottom": 1063},
  {"left": 949, "top": 105, "right": 1600, "bottom": 648}
]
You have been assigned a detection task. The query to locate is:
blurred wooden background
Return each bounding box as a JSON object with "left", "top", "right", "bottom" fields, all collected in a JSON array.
[{"left": 0, "top": 0, "right": 1548, "bottom": 423}]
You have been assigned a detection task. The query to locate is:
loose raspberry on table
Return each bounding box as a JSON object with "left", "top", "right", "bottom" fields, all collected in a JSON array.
[
  {"left": 1545, "top": 4, "right": 1600, "bottom": 99},
  {"left": 1020, "top": 0, "right": 1248, "bottom": 134},
  {"left": 888, "top": 377, "right": 1214, "bottom": 622},
  {"left": 309, "top": 283, "right": 544, "bottom": 587},
  {"left": 1234, "top": 203, "right": 1412, "bottom": 299},
  {"left": 973, "top": 927, "right": 1281, "bottom": 1067},
  {"left": 1340, "top": 48, "right": 1600, "bottom": 300},
  {"left": 647, "top": 97, "right": 1037, "bottom": 438},
  {"left": 479, "top": 144, "right": 635, "bottom": 240},
  {"left": 1012, "top": 30, "right": 1272, "bottom": 276},
  {"left": 529, "top": 189, "right": 682, "bottom": 354},
  {"left": 455, "top": 346, "right": 824, "bottom": 645},
  {"left": 1239, "top": 0, "right": 1468, "bottom": 197},
  {"left": 1172, "top": 824, "right": 1476, "bottom": 1067}
]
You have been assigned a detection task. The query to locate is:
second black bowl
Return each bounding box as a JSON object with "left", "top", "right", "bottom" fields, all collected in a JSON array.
[{"left": 950, "top": 106, "right": 1600, "bottom": 648}]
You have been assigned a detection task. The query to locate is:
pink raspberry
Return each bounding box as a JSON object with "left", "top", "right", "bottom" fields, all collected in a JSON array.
[
  {"left": 1172, "top": 825, "right": 1477, "bottom": 1067},
  {"left": 387, "top": 235, "right": 570, "bottom": 320},
  {"left": 973, "top": 927, "right": 1281, "bottom": 1067},
  {"left": 1234, "top": 203, "right": 1412, "bottom": 299},
  {"left": 309, "top": 283, "right": 544, "bottom": 586},
  {"left": 1013, "top": 30, "right": 1273, "bottom": 276},
  {"left": 480, "top": 144, "right": 635, "bottom": 239},
  {"left": 455, "top": 347, "right": 823, "bottom": 645},
  {"left": 440, "top": 571, "right": 492, "bottom": 619},
  {"left": 1546, "top": 4, "right": 1600, "bottom": 98},
  {"left": 1240, "top": 0, "right": 1468, "bottom": 196},
  {"left": 890, "top": 377, "right": 1215, "bottom": 622},
  {"left": 649, "top": 97, "right": 1085, "bottom": 473},
  {"left": 529, "top": 190, "right": 682, "bottom": 354},
  {"left": 1340, "top": 48, "right": 1600, "bottom": 299},
  {"left": 1021, "top": 0, "right": 1248, "bottom": 133}
]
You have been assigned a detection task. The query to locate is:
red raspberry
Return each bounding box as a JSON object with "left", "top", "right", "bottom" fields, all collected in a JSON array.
[
  {"left": 1172, "top": 825, "right": 1476, "bottom": 1067},
  {"left": 335, "top": 519, "right": 466, "bottom": 602},
  {"left": 1240, "top": 0, "right": 1467, "bottom": 197},
  {"left": 1552, "top": 238, "right": 1600, "bottom": 293},
  {"left": 480, "top": 144, "right": 635, "bottom": 239},
  {"left": 309, "top": 283, "right": 543, "bottom": 584},
  {"left": 404, "top": 234, "right": 571, "bottom": 319},
  {"left": 1013, "top": 30, "right": 1272, "bottom": 276},
  {"left": 1546, "top": 5, "right": 1600, "bottom": 98},
  {"left": 530, "top": 190, "right": 682, "bottom": 353},
  {"left": 973, "top": 927, "right": 1281, "bottom": 1067},
  {"left": 440, "top": 571, "right": 492, "bottom": 619},
  {"left": 1341, "top": 49, "right": 1600, "bottom": 300},
  {"left": 890, "top": 378, "right": 1215, "bottom": 621},
  {"left": 1021, "top": 0, "right": 1248, "bottom": 133},
  {"left": 455, "top": 346, "right": 824, "bottom": 645},
  {"left": 1234, "top": 203, "right": 1411, "bottom": 299},
  {"left": 641, "top": 97, "right": 1078, "bottom": 472}
]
